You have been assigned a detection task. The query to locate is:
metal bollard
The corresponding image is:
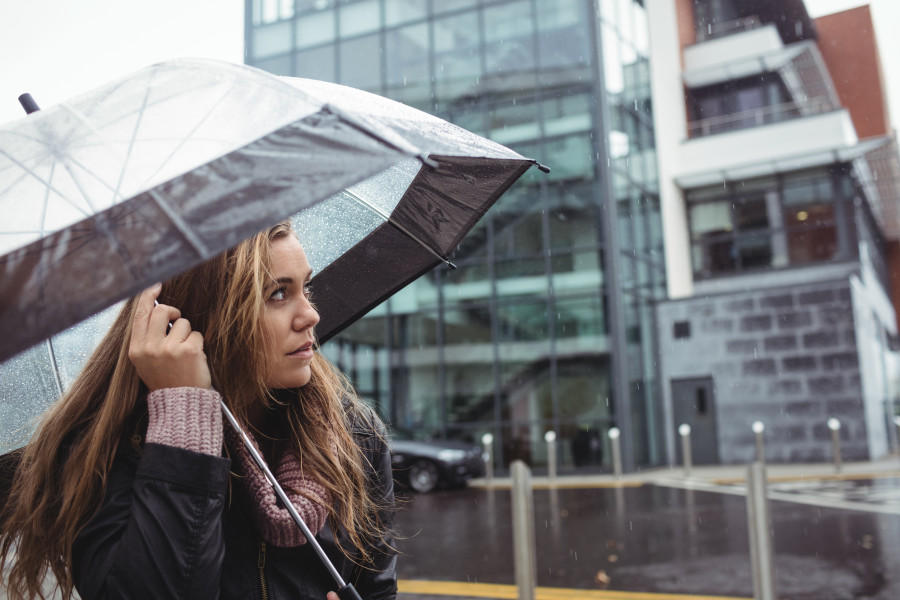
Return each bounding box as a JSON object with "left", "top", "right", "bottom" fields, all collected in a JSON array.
[
  {"left": 827, "top": 418, "right": 842, "bottom": 474},
  {"left": 544, "top": 430, "right": 557, "bottom": 481},
  {"left": 608, "top": 427, "right": 623, "bottom": 480},
  {"left": 511, "top": 460, "right": 537, "bottom": 600},
  {"left": 894, "top": 417, "right": 900, "bottom": 459},
  {"left": 752, "top": 421, "right": 765, "bottom": 464},
  {"left": 482, "top": 433, "right": 494, "bottom": 485},
  {"left": 746, "top": 462, "right": 776, "bottom": 600},
  {"left": 679, "top": 424, "right": 692, "bottom": 477}
]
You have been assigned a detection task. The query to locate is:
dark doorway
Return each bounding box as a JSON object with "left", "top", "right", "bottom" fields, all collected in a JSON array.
[{"left": 672, "top": 377, "right": 720, "bottom": 464}]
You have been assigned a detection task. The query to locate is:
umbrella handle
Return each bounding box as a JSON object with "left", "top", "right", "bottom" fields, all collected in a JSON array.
[{"left": 219, "top": 399, "right": 350, "bottom": 591}]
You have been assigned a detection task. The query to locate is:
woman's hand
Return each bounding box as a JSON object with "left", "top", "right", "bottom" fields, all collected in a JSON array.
[
  {"left": 129, "top": 283, "right": 212, "bottom": 391},
  {"left": 326, "top": 593, "right": 339, "bottom": 600}
]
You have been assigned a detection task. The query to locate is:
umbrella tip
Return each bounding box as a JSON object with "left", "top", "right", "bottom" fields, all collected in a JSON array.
[
  {"left": 18, "top": 93, "right": 40, "bottom": 114},
  {"left": 532, "top": 160, "right": 551, "bottom": 174}
]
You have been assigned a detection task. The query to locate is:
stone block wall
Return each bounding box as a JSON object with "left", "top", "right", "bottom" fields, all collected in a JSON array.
[{"left": 656, "top": 279, "right": 868, "bottom": 464}]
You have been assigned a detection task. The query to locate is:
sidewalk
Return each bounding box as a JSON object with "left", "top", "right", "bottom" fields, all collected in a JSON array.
[
  {"left": 465, "top": 455, "right": 900, "bottom": 491},
  {"left": 396, "top": 457, "right": 900, "bottom": 600}
]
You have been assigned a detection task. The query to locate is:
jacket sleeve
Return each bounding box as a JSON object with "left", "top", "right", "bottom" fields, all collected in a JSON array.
[
  {"left": 73, "top": 443, "right": 231, "bottom": 600},
  {"left": 349, "top": 417, "right": 398, "bottom": 600},
  {"left": 72, "top": 388, "right": 231, "bottom": 600}
]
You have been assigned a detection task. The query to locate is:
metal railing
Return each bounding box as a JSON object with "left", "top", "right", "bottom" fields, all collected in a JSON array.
[
  {"left": 696, "top": 15, "right": 762, "bottom": 42},
  {"left": 687, "top": 97, "right": 834, "bottom": 138}
]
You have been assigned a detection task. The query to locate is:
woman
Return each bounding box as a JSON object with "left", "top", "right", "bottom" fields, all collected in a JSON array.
[{"left": 0, "top": 222, "right": 397, "bottom": 600}]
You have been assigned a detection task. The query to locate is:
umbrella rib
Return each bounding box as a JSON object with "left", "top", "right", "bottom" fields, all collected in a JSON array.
[
  {"left": 45, "top": 339, "right": 64, "bottom": 397},
  {"left": 136, "top": 82, "right": 239, "bottom": 192},
  {"left": 342, "top": 189, "right": 456, "bottom": 269},
  {"left": 321, "top": 104, "right": 438, "bottom": 169},
  {"left": 0, "top": 148, "right": 92, "bottom": 218},
  {"left": 110, "top": 80, "right": 153, "bottom": 207},
  {"left": 147, "top": 190, "right": 210, "bottom": 258},
  {"left": 39, "top": 162, "right": 55, "bottom": 237}
]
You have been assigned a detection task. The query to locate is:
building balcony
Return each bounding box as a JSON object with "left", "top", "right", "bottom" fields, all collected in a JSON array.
[
  {"left": 684, "top": 33, "right": 841, "bottom": 139},
  {"left": 674, "top": 109, "right": 858, "bottom": 188}
]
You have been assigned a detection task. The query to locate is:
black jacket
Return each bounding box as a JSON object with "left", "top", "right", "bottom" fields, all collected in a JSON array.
[{"left": 72, "top": 413, "right": 397, "bottom": 600}]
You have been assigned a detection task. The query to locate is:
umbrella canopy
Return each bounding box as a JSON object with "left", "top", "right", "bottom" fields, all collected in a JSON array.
[{"left": 0, "top": 58, "right": 541, "bottom": 451}]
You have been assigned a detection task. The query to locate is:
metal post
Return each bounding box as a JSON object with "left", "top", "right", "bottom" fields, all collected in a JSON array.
[
  {"left": 894, "top": 417, "right": 900, "bottom": 459},
  {"left": 752, "top": 421, "right": 765, "bottom": 464},
  {"left": 746, "top": 462, "right": 776, "bottom": 600},
  {"left": 511, "top": 460, "right": 537, "bottom": 600},
  {"left": 544, "top": 430, "right": 557, "bottom": 481},
  {"left": 609, "top": 427, "right": 623, "bottom": 480},
  {"left": 827, "top": 418, "right": 842, "bottom": 474},
  {"left": 482, "top": 433, "right": 494, "bottom": 485},
  {"left": 679, "top": 424, "right": 692, "bottom": 477}
]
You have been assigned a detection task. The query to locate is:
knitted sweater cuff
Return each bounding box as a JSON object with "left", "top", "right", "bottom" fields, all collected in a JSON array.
[{"left": 145, "top": 387, "right": 223, "bottom": 456}]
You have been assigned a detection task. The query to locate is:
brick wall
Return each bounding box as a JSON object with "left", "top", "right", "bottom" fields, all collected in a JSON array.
[{"left": 657, "top": 279, "right": 867, "bottom": 464}]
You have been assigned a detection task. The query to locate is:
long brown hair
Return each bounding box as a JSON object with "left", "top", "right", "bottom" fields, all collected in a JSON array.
[{"left": 0, "top": 222, "right": 389, "bottom": 599}]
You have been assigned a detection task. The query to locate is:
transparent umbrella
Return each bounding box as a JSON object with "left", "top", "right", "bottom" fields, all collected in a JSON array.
[{"left": 0, "top": 58, "right": 543, "bottom": 598}]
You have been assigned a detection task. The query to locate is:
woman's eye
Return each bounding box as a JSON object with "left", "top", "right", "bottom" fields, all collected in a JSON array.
[
  {"left": 270, "top": 287, "right": 287, "bottom": 301},
  {"left": 303, "top": 284, "right": 313, "bottom": 299}
]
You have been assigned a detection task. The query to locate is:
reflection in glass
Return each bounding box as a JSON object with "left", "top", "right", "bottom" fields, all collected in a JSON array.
[
  {"left": 295, "top": 44, "right": 336, "bottom": 81},
  {"left": 339, "top": 0, "right": 380, "bottom": 37},
  {"left": 296, "top": 9, "right": 336, "bottom": 48},
  {"left": 385, "top": 24, "right": 431, "bottom": 109},
  {"left": 339, "top": 33, "right": 381, "bottom": 91}
]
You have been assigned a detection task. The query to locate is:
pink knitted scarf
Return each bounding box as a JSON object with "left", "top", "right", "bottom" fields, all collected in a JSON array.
[
  {"left": 225, "top": 426, "right": 332, "bottom": 547},
  {"left": 145, "top": 387, "right": 332, "bottom": 548}
]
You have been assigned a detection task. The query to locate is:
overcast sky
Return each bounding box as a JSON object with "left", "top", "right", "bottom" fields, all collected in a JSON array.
[{"left": 0, "top": 0, "right": 896, "bottom": 129}]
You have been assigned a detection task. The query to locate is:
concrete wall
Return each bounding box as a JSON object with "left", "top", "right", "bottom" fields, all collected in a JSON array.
[{"left": 656, "top": 277, "right": 869, "bottom": 465}]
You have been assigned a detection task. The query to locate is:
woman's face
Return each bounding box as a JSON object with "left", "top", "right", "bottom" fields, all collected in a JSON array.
[{"left": 260, "top": 235, "right": 320, "bottom": 389}]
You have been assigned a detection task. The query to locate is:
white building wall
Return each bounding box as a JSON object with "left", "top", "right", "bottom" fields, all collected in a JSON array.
[{"left": 645, "top": 0, "right": 693, "bottom": 299}]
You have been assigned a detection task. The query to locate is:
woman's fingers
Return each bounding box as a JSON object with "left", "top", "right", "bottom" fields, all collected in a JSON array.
[
  {"left": 130, "top": 283, "right": 162, "bottom": 345},
  {"left": 129, "top": 285, "right": 212, "bottom": 391}
]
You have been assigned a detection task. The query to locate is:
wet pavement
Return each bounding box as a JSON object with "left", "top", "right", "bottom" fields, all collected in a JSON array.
[{"left": 393, "top": 464, "right": 900, "bottom": 600}]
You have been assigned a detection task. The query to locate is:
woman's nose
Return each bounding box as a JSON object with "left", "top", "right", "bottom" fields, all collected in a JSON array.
[{"left": 293, "top": 297, "right": 320, "bottom": 331}]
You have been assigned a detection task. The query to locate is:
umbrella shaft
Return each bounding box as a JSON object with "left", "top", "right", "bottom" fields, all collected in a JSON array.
[{"left": 219, "top": 399, "right": 347, "bottom": 589}]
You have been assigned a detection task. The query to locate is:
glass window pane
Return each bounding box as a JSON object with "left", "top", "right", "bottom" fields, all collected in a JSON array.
[
  {"left": 496, "top": 301, "right": 549, "bottom": 343},
  {"left": 536, "top": 0, "right": 590, "bottom": 69},
  {"left": 385, "top": 0, "right": 427, "bottom": 25},
  {"left": 551, "top": 251, "right": 603, "bottom": 298},
  {"left": 339, "top": 0, "right": 380, "bottom": 37},
  {"left": 433, "top": 0, "right": 478, "bottom": 14},
  {"left": 255, "top": 54, "right": 293, "bottom": 76},
  {"left": 444, "top": 305, "right": 492, "bottom": 346},
  {"left": 545, "top": 134, "right": 594, "bottom": 182},
  {"left": 255, "top": 21, "right": 293, "bottom": 58},
  {"left": 557, "top": 357, "right": 611, "bottom": 421},
  {"left": 296, "top": 44, "right": 336, "bottom": 81},
  {"left": 339, "top": 33, "right": 381, "bottom": 91},
  {"left": 499, "top": 360, "right": 552, "bottom": 424},
  {"left": 484, "top": 1, "right": 535, "bottom": 74},
  {"left": 433, "top": 12, "right": 481, "bottom": 102},
  {"left": 555, "top": 295, "right": 607, "bottom": 342},
  {"left": 402, "top": 364, "right": 441, "bottom": 428},
  {"left": 296, "top": 9, "right": 336, "bottom": 48},
  {"left": 786, "top": 224, "right": 838, "bottom": 264},
  {"left": 548, "top": 193, "right": 601, "bottom": 250},
  {"left": 446, "top": 363, "right": 495, "bottom": 424},
  {"left": 385, "top": 24, "right": 431, "bottom": 107},
  {"left": 689, "top": 200, "right": 732, "bottom": 239}
]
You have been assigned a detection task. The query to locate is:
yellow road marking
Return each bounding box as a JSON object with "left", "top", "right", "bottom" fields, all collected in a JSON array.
[
  {"left": 397, "top": 579, "right": 750, "bottom": 600},
  {"left": 711, "top": 471, "right": 900, "bottom": 486},
  {"left": 472, "top": 481, "right": 644, "bottom": 491}
]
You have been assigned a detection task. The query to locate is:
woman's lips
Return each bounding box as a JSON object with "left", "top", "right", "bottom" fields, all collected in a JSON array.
[{"left": 287, "top": 343, "right": 314, "bottom": 359}]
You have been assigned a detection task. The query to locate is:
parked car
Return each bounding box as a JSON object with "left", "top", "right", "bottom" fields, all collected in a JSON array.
[{"left": 389, "top": 429, "right": 484, "bottom": 493}]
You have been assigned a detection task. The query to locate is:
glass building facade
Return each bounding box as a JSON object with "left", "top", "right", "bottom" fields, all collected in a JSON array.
[{"left": 246, "top": 0, "right": 665, "bottom": 471}]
